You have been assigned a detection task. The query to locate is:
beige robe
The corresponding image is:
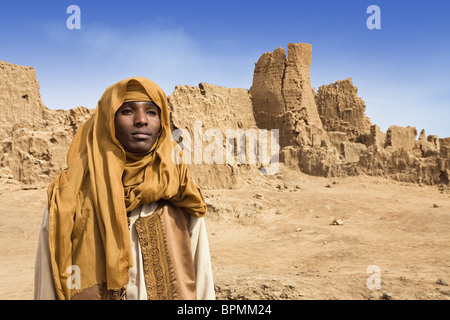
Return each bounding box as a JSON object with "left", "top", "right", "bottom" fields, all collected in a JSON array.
[{"left": 34, "top": 202, "right": 215, "bottom": 300}]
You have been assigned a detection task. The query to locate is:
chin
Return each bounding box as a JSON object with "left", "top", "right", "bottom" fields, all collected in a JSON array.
[{"left": 130, "top": 143, "right": 155, "bottom": 154}]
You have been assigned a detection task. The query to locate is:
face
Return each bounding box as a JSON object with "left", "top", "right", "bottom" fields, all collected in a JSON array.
[{"left": 114, "top": 101, "right": 161, "bottom": 153}]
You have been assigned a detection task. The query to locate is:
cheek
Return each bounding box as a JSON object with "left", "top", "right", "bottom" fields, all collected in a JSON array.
[
  {"left": 114, "top": 117, "right": 129, "bottom": 142},
  {"left": 151, "top": 117, "right": 162, "bottom": 132}
]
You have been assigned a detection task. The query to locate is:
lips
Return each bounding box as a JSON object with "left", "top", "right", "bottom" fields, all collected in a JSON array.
[{"left": 131, "top": 131, "right": 152, "bottom": 139}]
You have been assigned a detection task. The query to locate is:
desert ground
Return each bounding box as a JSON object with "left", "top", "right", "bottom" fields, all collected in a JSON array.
[{"left": 0, "top": 165, "right": 449, "bottom": 300}]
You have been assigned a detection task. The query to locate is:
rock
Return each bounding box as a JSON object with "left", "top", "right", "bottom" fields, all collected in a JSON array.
[
  {"left": 255, "top": 193, "right": 264, "bottom": 199},
  {"left": 315, "top": 78, "right": 372, "bottom": 142},
  {"left": 250, "top": 43, "right": 326, "bottom": 148},
  {"left": 436, "top": 278, "right": 448, "bottom": 286},
  {"left": 0, "top": 167, "right": 14, "bottom": 180},
  {"left": 295, "top": 227, "right": 302, "bottom": 232},
  {"left": 341, "top": 141, "right": 367, "bottom": 163},
  {"left": 168, "top": 83, "right": 259, "bottom": 189},
  {"left": 296, "top": 145, "right": 343, "bottom": 177},
  {"left": 418, "top": 129, "right": 440, "bottom": 157},
  {"left": 206, "top": 199, "right": 221, "bottom": 213},
  {"left": 0, "top": 61, "right": 46, "bottom": 125},
  {"left": 331, "top": 218, "right": 344, "bottom": 226},
  {"left": 433, "top": 204, "right": 439, "bottom": 208},
  {"left": 361, "top": 125, "right": 386, "bottom": 148},
  {"left": 0, "top": 61, "right": 93, "bottom": 187},
  {"left": 385, "top": 125, "right": 418, "bottom": 153},
  {"left": 381, "top": 292, "right": 393, "bottom": 300}
]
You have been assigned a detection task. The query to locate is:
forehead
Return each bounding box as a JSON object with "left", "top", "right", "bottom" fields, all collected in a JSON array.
[{"left": 119, "top": 101, "right": 159, "bottom": 108}]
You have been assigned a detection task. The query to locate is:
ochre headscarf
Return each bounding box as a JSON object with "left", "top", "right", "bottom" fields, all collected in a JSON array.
[{"left": 47, "top": 77, "right": 206, "bottom": 300}]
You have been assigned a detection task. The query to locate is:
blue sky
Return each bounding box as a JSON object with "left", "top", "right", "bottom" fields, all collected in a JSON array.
[{"left": 1, "top": 0, "right": 449, "bottom": 137}]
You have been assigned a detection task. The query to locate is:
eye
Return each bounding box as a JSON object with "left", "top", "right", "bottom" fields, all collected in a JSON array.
[
  {"left": 120, "top": 108, "right": 133, "bottom": 115},
  {"left": 147, "top": 109, "right": 158, "bottom": 116}
]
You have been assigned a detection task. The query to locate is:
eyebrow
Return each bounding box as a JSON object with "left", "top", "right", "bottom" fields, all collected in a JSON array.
[{"left": 120, "top": 101, "right": 158, "bottom": 108}]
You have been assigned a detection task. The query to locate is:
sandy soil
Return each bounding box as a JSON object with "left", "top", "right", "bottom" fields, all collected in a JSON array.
[{"left": 1, "top": 165, "right": 449, "bottom": 300}]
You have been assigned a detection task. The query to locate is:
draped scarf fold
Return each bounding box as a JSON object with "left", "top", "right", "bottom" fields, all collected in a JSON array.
[{"left": 46, "top": 77, "right": 206, "bottom": 300}]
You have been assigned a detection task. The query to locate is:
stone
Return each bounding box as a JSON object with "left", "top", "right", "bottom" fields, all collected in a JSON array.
[
  {"left": 316, "top": 78, "right": 372, "bottom": 142},
  {"left": 361, "top": 125, "right": 386, "bottom": 148},
  {"left": 168, "top": 82, "right": 259, "bottom": 189},
  {"left": 331, "top": 218, "right": 344, "bottom": 226},
  {"left": 418, "top": 129, "right": 440, "bottom": 157},
  {"left": 385, "top": 125, "right": 418, "bottom": 153},
  {"left": 250, "top": 43, "right": 326, "bottom": 148},
  {"left": 381, "top": 292, "right": 393, "bottom": 300},
  {"left": 340, "top": 141, "right": 367, "bottom": 163},
  {"left": 0, "top": 61, "right": 93, "bottom": 187},
  {"left": 327, "top": 131, "right": 350, "bottom": 149},
  {"left": 0, "top": 61, "right": 46, "bottom": 125}
]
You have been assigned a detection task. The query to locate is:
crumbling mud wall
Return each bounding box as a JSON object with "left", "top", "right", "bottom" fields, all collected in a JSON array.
[
  {"left": 168, "top": 83, "right": 262, "bottom": 189},
  {"left": 249, "top": 43, "right": 449, "bottom": 185},
  {"left": 0, "top": 61, "right": 92, "bottom": 188},
  {"left": 1, "top": 42, "right": 449, "bottom": 189}
]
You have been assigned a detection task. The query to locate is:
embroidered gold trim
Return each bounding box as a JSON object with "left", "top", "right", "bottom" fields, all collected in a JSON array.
[
  {"left": 70, "top": 282, "right": 126, "bottom": 300},
  {"left": 109, "top": 286, "right": 126, "bottom": 300},
  {"left": 134, "top": 211, "right": 173, "bottom": 300}
]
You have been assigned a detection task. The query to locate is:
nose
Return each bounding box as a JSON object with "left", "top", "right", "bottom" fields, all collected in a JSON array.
[{"left": 134, "top": 109, "right": 148, "bottom": 126}]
